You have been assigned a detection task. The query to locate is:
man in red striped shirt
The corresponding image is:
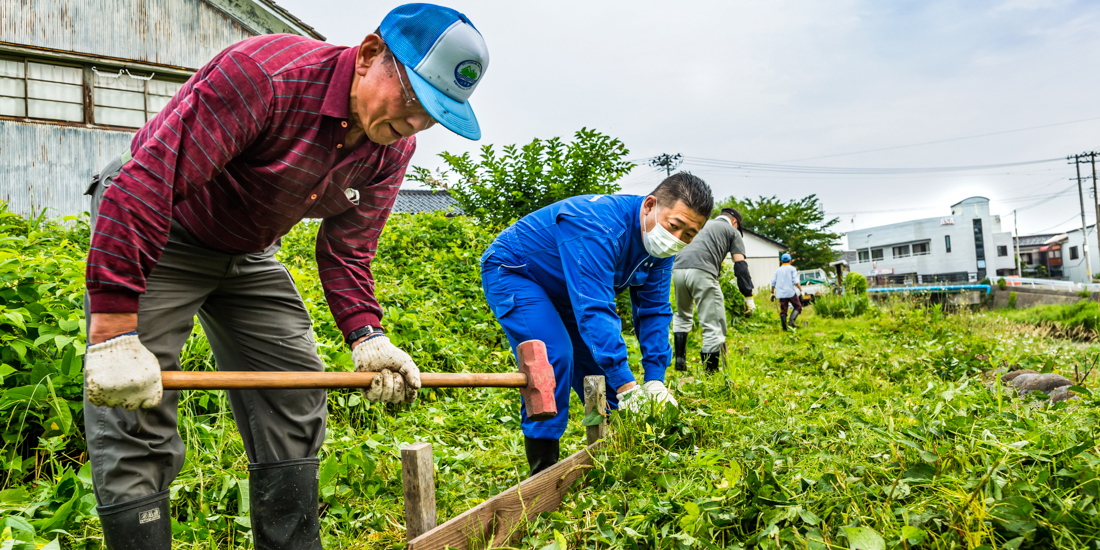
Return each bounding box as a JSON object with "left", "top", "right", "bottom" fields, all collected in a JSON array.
[{"left": 81, "top": 5, "right": 489, "bottom": 549}]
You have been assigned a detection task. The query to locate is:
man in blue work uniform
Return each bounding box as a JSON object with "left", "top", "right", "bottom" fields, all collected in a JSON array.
[{"left": 480, "top": 173, "right": 713, "bottom": 476}]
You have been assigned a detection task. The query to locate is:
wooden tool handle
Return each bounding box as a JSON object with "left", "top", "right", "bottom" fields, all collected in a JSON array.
[{"left": 161, "top": 371, "right": 529, "bottom": 390}]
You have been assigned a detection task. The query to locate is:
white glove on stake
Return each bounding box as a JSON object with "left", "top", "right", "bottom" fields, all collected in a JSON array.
[
  {"left": 85, "top": 333, "right": 163, "bottom": 410},
  {"left": 616, "top": 380, "right": 679, "bottom": 412},
  {"left": 353, "top": 336, "right": 421, "bottom": 404}
]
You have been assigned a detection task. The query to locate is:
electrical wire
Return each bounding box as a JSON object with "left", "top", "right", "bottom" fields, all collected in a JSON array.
[{"left": 676, "top": 156, "right": 1061, "bottom": 175}]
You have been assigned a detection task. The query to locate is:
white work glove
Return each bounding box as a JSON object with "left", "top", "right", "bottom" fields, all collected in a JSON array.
[
  {"left": 353, "top": 335, "right": 421, "bottom": 404},
  {"left": 616, "top": 380, "right": 679, "bottom": 412},
  {"left": 85, "top": 333, "right": 163, "bottom": 410},
  {"left": 744, "top": 297, "right": 756, "bottom": 313}
]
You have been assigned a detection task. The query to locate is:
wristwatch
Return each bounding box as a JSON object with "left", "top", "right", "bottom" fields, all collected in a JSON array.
[{"left": 347, "top": 325, "right": 384, "bottom": 345}]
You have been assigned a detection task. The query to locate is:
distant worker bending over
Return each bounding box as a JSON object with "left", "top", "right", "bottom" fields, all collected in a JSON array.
[
  {"left": 770, "top": 253, "right": 803, "bottom": 331},
  {"left": 671, "top": 207, "right": 755, "bottom": 372},
  {"left": 480, "top": 173, "right": 712, "bottom": 477}
]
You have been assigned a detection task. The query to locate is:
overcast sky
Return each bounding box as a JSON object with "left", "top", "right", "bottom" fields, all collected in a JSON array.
[{"left": 278, "top": 0, "right": 1100, "bottom": 242}]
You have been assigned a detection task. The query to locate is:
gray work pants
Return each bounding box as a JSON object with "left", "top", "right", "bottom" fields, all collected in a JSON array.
[
  {"left": 83, "top": 156, "right": 327, "bottom": 507},
  {"left": 672, "top": 268, "right": 727, "bottom": 353}
]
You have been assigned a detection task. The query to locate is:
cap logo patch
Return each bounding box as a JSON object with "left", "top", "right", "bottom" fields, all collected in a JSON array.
[
  {"left": 139, "top": 507, "right": 161, "bottom": 524},
  {"left": 454, "top": 60, "right": 482, "bottom": 89}
]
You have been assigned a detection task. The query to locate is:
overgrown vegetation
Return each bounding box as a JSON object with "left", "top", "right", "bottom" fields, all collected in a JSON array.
[
  {"left": 812, "top": 293, "right": 873, "bottom": 319},
  {"left": 845, "top": 272, "right": 868, "bottom": 295},
  {"left": 4, "top": 204, "right": 1100, "bottom": 549},
  {"left": 998, "top": 300, "right": 1100, "bottom": 341}
]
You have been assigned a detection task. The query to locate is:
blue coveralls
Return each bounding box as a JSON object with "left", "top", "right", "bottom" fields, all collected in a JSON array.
[{"left": 480, "top": 194, "right": 674, "bottom": 440}]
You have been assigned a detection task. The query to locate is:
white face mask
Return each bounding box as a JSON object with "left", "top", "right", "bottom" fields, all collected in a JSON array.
[{"left": 642, "top": 206, "right": 688, "bottom": 258}]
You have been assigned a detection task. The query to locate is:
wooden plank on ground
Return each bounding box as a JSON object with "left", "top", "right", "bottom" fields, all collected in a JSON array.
[
  {"left": 406, "top": 441, "right": 604, "bottom": 550},
  {"left": 402, "top": 442, "right": 437, "bottom": 540}
]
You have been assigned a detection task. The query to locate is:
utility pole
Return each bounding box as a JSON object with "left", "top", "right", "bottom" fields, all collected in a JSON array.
[
  {"left": 1072, "top": 153, "right": 1093, "bottom": 282},
  {"left": 1091, "top": 151, "right": 1100, "bottom": 285},
  {"left": 1013, "top": 209, "right": 1021, "bottom": 276},
  {"left": 647, "top": 153, "right": 683, "bottom": 176}
]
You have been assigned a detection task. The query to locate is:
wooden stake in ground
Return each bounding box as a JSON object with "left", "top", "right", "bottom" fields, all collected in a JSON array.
[
  {"left": 401, "top": 442, "right": 437, "bottom": 540},
  {"left": 584, "top": 375, "right": 607, "bottom": 445}
]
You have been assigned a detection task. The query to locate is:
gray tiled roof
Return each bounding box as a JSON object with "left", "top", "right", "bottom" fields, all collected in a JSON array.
[
  {"left": 392, "top": 189, "right": 463, "bottom": 215},
  {"left": 1015, "top": 234, "right": 1060, "bottom": 247}
]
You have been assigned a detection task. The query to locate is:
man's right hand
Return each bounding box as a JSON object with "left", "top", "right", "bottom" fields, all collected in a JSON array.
[{"left": 85, "top": 332, "right": 163, "bottom": 410}]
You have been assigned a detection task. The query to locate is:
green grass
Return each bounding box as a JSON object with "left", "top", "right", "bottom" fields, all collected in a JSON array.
[
  {"left": 4, "top": 207, "right": 1100, "bottom": 549},
  {"left": 997, "top": 300, "right": 1100, "bottom": 341}
]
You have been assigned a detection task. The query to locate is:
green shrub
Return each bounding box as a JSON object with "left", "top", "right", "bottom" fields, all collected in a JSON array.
[
  {"left": 718, "top": 268, "right": 747, "bottom": 317},
  {"left": 1008, "top": 291, "right": 1017, "bottom": 309},
  {"left": 812, "top": 293, "right": 871, "bottom": 318},
  {"left": 1079, "top": 289, "right": 1092, "bottom": 298},
  {"left": 843, "top": 272, "right": 867, "bottom": 294},
  {"left": 997, "top": 277, "right": 1006, "bottom": 291},
  {"left": 979, "top": 277, "right": 991, "bottom": 287}
]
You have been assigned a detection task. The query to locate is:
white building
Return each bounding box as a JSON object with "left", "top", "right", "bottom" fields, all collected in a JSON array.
[
  {"left": 845, "top": 197, "right": 1016, "bottom": 285},
  {"left": 739, "top": 229, "right": 788, "bottom": 290},
  {"left": 1062, "top": 225, "right": 1100, "bottom": 284}
]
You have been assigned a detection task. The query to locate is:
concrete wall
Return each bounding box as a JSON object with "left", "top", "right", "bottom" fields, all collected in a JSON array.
[{"left": 992, "top": 287, "right": 1094, "bottom": 309}]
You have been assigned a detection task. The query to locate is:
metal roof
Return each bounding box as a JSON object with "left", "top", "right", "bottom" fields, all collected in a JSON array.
[
  {"left": 742, "top": 228, "right": 787, "bottom": 250},
  {"left": 206, "top": 0, "right": 325, "bottom": 40},
  {"left": 392, "top": 189, "right": 464, "bottom": 215},
  {"left": 1015, "top": 233, "right": 1062, "bottom": 247}
]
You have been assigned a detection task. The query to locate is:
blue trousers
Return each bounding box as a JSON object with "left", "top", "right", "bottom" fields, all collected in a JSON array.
[{"left": 481, "top": 263, "right": 631, "bottom": 440}]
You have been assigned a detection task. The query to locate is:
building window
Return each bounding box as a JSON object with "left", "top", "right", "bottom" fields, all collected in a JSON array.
[
  {"left": 871, "top": 248, "right": 884, "bottom": 261},
  {"left": 1022, "top": 252, "right": 1032, "bottom": 265},
  {"left": 858, "top": 250, "right": 870, "bottom": 263},
  {"left": 892, "top": 244, "right": 910, "bottom": 258},
  {"left": 1070, "top": 246, "right": 1079, "bottom": 260},
  {"left": 0, "top": 55, "right": 183, "bottom": 127},
  {"left": 1051, "top": 248, "right": 1062, "bottom": 259},
  {"left": 93, "top": 68, "right": 183, "bottom": 128},
  {"left": 945, "top": 235, "right": 952, "bottom": 253},
  {"left": 998, "top": 245, "right": 1008, "bottom": 257},
  {"left": 912, "top": 242, "right": 929, "bottom": 256},
  {"left": 973, "top": 219, "right": 985, "bottom": 260},
  {"left": 0, "top": 58, "right": 84, "bottom": 122}
]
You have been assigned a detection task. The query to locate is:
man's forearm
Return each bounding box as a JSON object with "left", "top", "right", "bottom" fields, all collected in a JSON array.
[{"left": 89, "top": 313, "right": 139, "bottom": 345}]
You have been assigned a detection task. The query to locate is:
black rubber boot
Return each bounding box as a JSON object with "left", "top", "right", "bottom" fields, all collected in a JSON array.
[
  {"left": 701, "top": 352, "right": 721, "bottom": 373},
  {"left": 789, "top": 309, "right": 801, "bottom": 328},
  {"left": 97, "top": 490, "right": 172, "bottom": 550},
  {"left": 673, "top": 332, "right": 688, "bottom": 371},
  {"left": 249, "top": 458, "right": 323, "bottom": 550},
  {"left": 525, "top": 436, "right": 560, "bottom": 478},
  {"left": 780, "top": 312, "right": 788, "bottom": 331}
]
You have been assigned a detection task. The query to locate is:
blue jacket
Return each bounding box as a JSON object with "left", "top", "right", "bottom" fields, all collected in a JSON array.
[{"left": 481, "top": 195, "right": 673, "bottom": 387}]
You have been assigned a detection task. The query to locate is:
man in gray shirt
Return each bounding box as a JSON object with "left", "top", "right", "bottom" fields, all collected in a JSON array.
[{"left": 672, "top": 208, "right": 755, "bottom": 372}]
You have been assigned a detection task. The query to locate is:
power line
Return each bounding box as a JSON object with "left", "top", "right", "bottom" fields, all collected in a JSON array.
[
  {"left": 772, "top": 115, "right": 1100, "bottom": 163},
  {"left": 675, "top": 155, "right": 1061, "bottom": 175}
]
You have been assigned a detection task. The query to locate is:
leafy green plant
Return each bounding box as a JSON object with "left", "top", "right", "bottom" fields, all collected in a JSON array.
[
  {"left": 1008, "top": 291, "right": 1018, "bottom": 309},
  {"left": 1001, "top": 299, "right": 1100, "bottom": 340},
  {"left": 812, "top": 292, "right": 871, "bottom": 318},
  {"left": 997, "top": 277, "right": 1007, "bottom": 291},
  {"left": 407, "top": 128, "right": 634, "bottom": 227},
  {"left": 844, "top": 271, "right": 868, "bottom": 294},
  {"left": 718, "top": 268, "right": 747, "bottom": 318}
]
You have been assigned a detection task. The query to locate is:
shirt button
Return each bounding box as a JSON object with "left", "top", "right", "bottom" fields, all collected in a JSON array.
[
  {"left": 341, "top": 121, "right": 348, "bottom": 128},
  {"left": 310, "top": 194, "right": 317, "bottom": 200},
  {"left": 337, "top": 143, "right": 343, "bottom": 149}
]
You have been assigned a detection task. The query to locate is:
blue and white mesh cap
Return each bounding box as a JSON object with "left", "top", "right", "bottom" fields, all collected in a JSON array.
[{"left": 380, "top": 3, "right": 489, "bottom": 140}]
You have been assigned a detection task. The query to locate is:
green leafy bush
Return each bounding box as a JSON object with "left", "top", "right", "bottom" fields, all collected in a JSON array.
[
  {"left": 718, "top": 268, "right": 747, "bottom": 317},
  {"left": 844, "top": 272, "right": 867, "bottom": 294},
  {"left": 812, "top": 292, "right": 871, "bottom": 318},
  {"left": 407, "top": 128, "right": 634, "bottom": 227},
  {"left": 1008, "top": 291, "right": 1017, "bottom": 309},
  {"left": 997, "top": 277, "right": 1006, "bottom": 291}
]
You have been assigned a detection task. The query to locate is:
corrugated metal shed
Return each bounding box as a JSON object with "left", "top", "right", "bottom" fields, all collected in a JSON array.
[
  {"left": 2, "top": 0, "right": 259, "bottom": 70},
  {"left": 392, "top": 189, "right": 464, "bottom": 215},
  {"left": 0, "top": 119, "right": 133, "bottom": 217}
]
